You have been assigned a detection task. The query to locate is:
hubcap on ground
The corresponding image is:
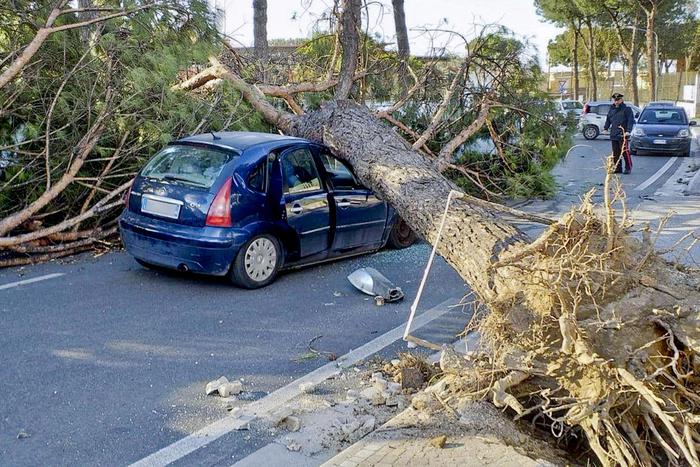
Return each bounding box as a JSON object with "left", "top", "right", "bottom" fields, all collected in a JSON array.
[{"left": 244, "top": 238, "right": 277, "bottom": 281}]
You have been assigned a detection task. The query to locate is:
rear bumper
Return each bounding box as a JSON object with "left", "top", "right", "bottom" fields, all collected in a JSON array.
[
  {"left": 119, "top": 210, "right": 249, "bottom": 276},
  {"left": 631, "top": 136, "right": 691, "bottom": 155}
]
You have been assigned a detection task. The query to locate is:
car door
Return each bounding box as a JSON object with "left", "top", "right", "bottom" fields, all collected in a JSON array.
[
  {"left": 593, "top": 104, "right": 611, "bottom": 131},
  {"left": 280, "top": 145, "right": 331, "bottom": 259},
  {"left": 317, "top": 149, "right": 388, "bottom": 252}
]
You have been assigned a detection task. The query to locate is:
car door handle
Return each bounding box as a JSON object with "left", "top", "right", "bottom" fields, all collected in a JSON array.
[
  {"left": 290, "top": 203, "right": 303, "bottom": 214},
  {"left": 338, "top": 198, "right": 363, "bottom": 208}
]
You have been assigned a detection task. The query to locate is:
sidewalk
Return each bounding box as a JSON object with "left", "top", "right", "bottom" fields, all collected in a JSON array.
[{"left": 321, "top": 405, "right": 559, "bottom": 467}]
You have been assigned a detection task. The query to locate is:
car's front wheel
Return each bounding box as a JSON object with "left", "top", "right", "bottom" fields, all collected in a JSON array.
[
  {"left": 387, "top": 216, "right": 417, "bottom": 249},
  {"left": 230, "top": 234, "right": 282, "bottom": 289},
  {"left": 582, "top": 125, "right": 599, "bottom": 140}
]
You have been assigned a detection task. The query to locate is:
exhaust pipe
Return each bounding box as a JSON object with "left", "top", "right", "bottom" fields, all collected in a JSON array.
[{"left": 177, "top": 263, "right": 189, "bottom": 272}]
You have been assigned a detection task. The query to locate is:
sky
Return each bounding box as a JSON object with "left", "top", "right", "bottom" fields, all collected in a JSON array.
[{"left": 212, "top": 0, "right": 564, "bottom": 67}]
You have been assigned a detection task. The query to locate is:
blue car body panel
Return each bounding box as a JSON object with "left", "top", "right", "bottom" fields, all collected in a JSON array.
[{"left": 119, "top": 132, "right": 397, "bottom": 277}]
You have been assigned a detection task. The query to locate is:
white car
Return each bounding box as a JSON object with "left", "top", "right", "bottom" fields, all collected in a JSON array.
[
  {"left": 578, "top": 100, "right": 641, "bottom": 140},
  {"left": 556, "top": 99, "right": 584, "bottom": 120}
]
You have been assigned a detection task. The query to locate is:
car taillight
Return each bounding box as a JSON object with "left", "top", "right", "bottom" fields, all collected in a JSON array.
[
  {"left": 123, "top": 180, "right": 134, "bottom": 207},
  {"left": 206, "top": 178, "right": 232, "bottom": 227}
]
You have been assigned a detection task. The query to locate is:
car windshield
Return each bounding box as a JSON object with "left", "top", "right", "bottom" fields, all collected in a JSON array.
[
  {"left": 638, "top": 109, "right": 687, "bottom": 125},
  {"left": 562, "top": 101, "right": 583, "bottom": 110},
  {"left": 141, "top": 145, "right": 235, "bottom": 188}
]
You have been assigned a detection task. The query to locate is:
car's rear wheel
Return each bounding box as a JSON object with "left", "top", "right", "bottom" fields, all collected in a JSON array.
[
  {"left": 230, "top": 234, "right": 282, "bottom": 289},
  {"left": 583, "top": 125, "right": 599, "bottom": 140},
  {"left": 387, "top": 216, "right": 417, "bottom": 249}
]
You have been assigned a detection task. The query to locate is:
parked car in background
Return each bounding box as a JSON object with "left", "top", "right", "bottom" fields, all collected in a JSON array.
[
  {"left": 630, "top": 104, "right": 695, "bottom": 157},
  {"left": 579, "top": 100, "right": 641, "bottom": 140},
  {"left": 556, "top": 99, "right": 584, "bottom": 121},
  {"left": 119, "top": 132, "right": 416, "bottom": 288}
]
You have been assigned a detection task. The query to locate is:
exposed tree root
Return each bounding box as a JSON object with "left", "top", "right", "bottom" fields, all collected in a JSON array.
[{"left": 439, "top": 194, "right": 700, "bottom": 466}]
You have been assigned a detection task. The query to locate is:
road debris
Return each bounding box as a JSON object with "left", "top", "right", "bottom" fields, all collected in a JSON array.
[
  {"left": 347, "top": 267, "right": 404, "bottom": 303},
  {"left": 400, "top": 367, "right": 424, "bottom": 389},
  {"left": 17, "top": 430, "right": 30, "bottom": 439},
  {"left": 430, "top": 435, "right": 447, "bottom": 448},
  {"left": 205, "top": 376, "right": 243, "bottom": 397}
]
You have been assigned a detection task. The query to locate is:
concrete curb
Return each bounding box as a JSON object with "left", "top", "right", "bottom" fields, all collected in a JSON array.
[{"left": 686, "top": 165, "right": 700, "bottom": 196}]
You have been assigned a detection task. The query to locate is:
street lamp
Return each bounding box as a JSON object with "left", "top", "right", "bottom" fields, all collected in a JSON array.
[{"left": 624, "top": 26, "right": 659, "bottom": 101}]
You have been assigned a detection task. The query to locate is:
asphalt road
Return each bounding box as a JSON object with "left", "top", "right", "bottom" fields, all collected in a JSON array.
[
  {"left": 0, "top": 243, "right": 467, "bottom": 466},
  {"left": 1, "top": 130, "right": 697, "bottom": 466}
]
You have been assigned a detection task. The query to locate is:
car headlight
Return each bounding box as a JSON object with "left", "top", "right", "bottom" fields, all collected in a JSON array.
[
  {"left": 632, "top": 128, "right": 645, "bottom": 136},
  {"left": 678, "top": 129, "right": 690, "bottom": 138}
]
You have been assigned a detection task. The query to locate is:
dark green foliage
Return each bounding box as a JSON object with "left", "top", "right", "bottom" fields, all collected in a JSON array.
[{"left": 0, "top": 0, "right": 269, "bottom": 223}]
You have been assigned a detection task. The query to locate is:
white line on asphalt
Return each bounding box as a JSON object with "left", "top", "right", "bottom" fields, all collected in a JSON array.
[
  {"left": 130, "top": 297, "right": 460, "bottom": 467},
  {"left": 0, "top": 273, "right": 65, "bottom": 291},
  {"left": 634, "top": 157, "right": 677, "bottom": 192}
]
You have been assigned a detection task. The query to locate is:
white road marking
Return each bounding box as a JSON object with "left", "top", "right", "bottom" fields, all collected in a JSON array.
[
  {"left": 130, "top": 297, "right": 459, "bottom": 467},
  {"left": 634, "top": 157, "right": 677, "bottom": 192},
  {"left": 0, "top": 273, "right": 65, "bottom": 291}
]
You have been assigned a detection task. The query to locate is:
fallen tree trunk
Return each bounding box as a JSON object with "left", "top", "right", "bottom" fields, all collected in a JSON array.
[{"left": 184, "top": 61, "right": 700, "bottom": 465}]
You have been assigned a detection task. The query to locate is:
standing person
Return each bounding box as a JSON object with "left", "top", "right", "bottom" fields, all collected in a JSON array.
[{"left": 604, "top": 93, "right": 636, "bottom": 174}]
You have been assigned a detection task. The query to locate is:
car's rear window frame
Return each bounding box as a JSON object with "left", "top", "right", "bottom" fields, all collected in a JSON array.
[{"left": 140, "top": 143, "right": 239, "bottom": 189}]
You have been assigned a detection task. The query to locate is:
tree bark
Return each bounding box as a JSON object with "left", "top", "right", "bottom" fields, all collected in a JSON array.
[
  {"left": 334, "top": 0, "right": 362, "bottom": 100},
  {"left": 605, "top": 8, "right": 641, "bottom": 105},
  {"left": 571, "top": 22, "right": 580, "bottom": 101},
  {"left": 645, "top": 5, "right": 658, "bottom": 101},
  {"left": 287, "top": 100, "right": 525, "bottom": 302},
  {"left": 392, "top": 0, "right": 410, "bottom": 95},
  {"left": 392, "top": 0, "right": 410, "bottom": 61},
  {"left": 252, "top": 0, "right": 268, "bottom": 60},
  {"left": 584, "top": 18, "right": 597, "bottom": 101}
]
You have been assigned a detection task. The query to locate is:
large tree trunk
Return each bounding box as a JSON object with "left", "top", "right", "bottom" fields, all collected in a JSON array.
[
  {"left": 629, "top": 51, "right": 640, "bottom": 105},
  {"left": 571, "top": 23, "right": 580, "bottom": 101},
  {"left": 645, "top": 5, "right": 658, "bottom": 101},
  {"left": 252, "top": 0, "right": 268, "bottom": 60},
  {"left": 334, "top": 0, "right": 362, "bottom": 99},
  {"left": 392, "top": 0, "right": 411, "bottom": 96},
  {"left": 584, "top": 18, "right": 598, "bottom": 101},
  {"left": 289, "top": 100, "right": 524, "bottom": 301}
]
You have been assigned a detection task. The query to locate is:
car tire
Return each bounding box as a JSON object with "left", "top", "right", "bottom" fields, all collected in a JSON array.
[
  {"left": 582, "top": 125, "right": 599, "bottom": 140},
  {"left": 230, "top": 234, "right": 282, "bottom": 289},
  {"left": 387, "top": 216, "right": 417, "bottom": 249}
]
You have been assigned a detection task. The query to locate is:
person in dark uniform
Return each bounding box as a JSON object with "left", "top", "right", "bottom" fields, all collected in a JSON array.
[{"left": 604, "top": 93, "right": 636, "bottom": 174}]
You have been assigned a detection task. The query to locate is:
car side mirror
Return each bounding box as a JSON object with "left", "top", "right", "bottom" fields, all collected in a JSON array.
[
  {"left": 634, "top": 112, "right": 640, "bottom": 118},
  {"left": 690, "top": 121, "right": 698, "bottom": 126}
]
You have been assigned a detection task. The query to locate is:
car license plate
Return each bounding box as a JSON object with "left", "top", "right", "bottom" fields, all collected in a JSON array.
[
  {"left": 653, "top": 139, "right": 667, "bottom": 144},
  {"left": 141, "top": 195, "right": 181, "bottom": 219}
]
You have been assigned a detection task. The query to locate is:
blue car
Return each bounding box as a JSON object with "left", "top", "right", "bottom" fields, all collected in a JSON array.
[
  {"left": 119, "top": 132, "right": 416, "bottom": 288},
  {"left": 630, "top": 105, "right": 696, "bottom": 157}
]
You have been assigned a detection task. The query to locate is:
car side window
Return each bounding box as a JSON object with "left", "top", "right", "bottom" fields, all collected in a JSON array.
[
  {"left": 319, "top": 151, "right": 363, "bottom": 190},
  {"left": 282, "top": 147, "right": 322, "bottom": 194},
  {"left": 247, "top": 160, "right": 266, "bottom": 192},
  {"left": 599, "top": 105, "right": 611, "bottom": 114}
]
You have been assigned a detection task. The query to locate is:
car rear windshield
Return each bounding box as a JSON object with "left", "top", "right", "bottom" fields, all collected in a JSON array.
[
  {"left": 638, "top": 109, "right": 687, "bottom": 125},
  {"left": 141, "top": 144, "right": 235, "bottom": 188},
  {"left": 562, "top": 101, "right": 583, "bottom": 110}
]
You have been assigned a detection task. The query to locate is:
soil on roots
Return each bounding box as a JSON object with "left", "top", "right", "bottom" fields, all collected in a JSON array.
[{"left": 445, "top": 197, "right": 700, "bottom": 467}]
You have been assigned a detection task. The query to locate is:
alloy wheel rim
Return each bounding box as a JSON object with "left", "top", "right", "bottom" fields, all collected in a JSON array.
[{"left": 244, "top": 238, "right": 277, "bottom": 281}]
